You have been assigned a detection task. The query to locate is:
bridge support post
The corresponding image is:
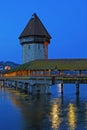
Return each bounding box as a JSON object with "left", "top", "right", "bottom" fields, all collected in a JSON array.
[
  {"left": 61, "top": 83, "right": 63, "bottom": 95},
  {"left": 52, "top": 76, "right": 55, "bottom": 85},
  {"left": 28, "top": 85, "right": 32, "bottom": 94},
  {"left": 76, "top": 94, "right": 80, "bottom": 105},
  {"left": 24, "top": 83, "right": 29, "bottom": 93},
  {"left": 17, "top": 81, "right": 20, "bottom": 89},
  {"left": 14, "top": 81, "right": 18, "bottom": 90},
  {"left": 6, "top": 80, "right": 9, "bottom": 87},
  {"left": 46, "top": 86, "right": 51, "bottom": 94},
  {"left": 4, "top": 80, "right": 6, "bottom": 87},
  {"left": 9, "top": 80, "right": 13, "bottom": 88},
  {"left": 18, "top": 82, "right": 23, "bottom": 90},
  {"left": 0, "top": 80, "right": 4, "bottom": 88},
  {"left": 21, "top": 82, "right": 25, "bottom": 92},
  {"left": 0, "top": 81, "right": 2, "bottom": 87},
  {"left": 76, "top": 81, "right": 79, "bottom": 95},
  {"left": 11, "top": 81, "right": 15, "bottom": 88},
  {"left": 38, "top": 85, "right": 43, "bottom": 94}
]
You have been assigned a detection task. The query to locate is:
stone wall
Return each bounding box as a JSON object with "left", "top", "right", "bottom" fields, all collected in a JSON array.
[{"left": 22, "top": 43, "right": 47, "bottom": 63}]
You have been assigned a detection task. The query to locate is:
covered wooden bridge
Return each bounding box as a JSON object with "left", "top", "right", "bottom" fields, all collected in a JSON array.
[
  {"left": 3, "top": 59, "right": 87, "bottom": 77},
  {"left": 1, "top": 59, "right": 87, "bottom": 95}
]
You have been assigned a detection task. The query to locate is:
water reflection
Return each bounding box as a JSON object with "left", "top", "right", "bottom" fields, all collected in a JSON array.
[
  {"left": 50, "top": 99, "right": 62, "bottom": 130},
  {"left": 76, "top": 94, "right": 80, "bottom": 105},
  {"left": 0, "top": 85, "right": 87, "bottom": 130},
  {"left": 57, "top": 83, "right": 61, "bottom": 95},
  {"left": 85, "top": 103, "right": 87, "bottom": 129},
  {"left": 67, "top": 103, "right": 77, "bottom": 130},
  {"left": 7, "top": 88, "right": 51, "bottom": 130}
]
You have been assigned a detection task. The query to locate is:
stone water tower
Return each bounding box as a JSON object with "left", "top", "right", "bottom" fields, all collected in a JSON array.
[{"left": 19, "top": 13, "right": 51, "bottom": 64}]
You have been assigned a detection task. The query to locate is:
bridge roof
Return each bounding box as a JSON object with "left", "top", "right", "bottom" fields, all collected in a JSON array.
[
  {"left": 19, "top": 13, "right": 51, "bottom": 39},
  {"left": 6, "top": 59, "right": 87, "bottom": 73}
]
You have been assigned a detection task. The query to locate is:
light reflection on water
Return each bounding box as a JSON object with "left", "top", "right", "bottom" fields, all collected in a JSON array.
[
  {"left": 50, "top": 99, "right": 62, "bottom": 130},
  {"left": 67, "top": 103, "right": 77, "bottom": 130},
  {"left": 0, "top": 84, "right": 87, "bottom": 129}
]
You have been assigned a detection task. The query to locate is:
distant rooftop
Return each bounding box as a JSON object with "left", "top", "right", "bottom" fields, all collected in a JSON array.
[{"left": 19, "top": 13, "right": 51, "bottom": 39}]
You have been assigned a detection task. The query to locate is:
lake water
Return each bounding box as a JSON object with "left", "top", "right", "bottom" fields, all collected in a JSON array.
[{"left": 0, "top": 84, "right": 87, "bottom": 130}]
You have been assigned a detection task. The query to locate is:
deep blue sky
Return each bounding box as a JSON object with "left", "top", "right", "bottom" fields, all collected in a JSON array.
[{"left": 0, "top": 0, "right": 87, "bottom": 63}]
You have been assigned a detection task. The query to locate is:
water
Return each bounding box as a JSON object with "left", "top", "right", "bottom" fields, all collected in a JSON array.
[{"left": 0, "top": 84, "right": 87, "bottom": 130}]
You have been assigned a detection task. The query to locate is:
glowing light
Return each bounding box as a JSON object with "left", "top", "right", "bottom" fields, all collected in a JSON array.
[
  {"left": 67, "top": 103, "right": 77, "bottom": 130},
  {"left": 4, "top": 66, "right": 11, "bottom": 70},
  {"left": 50, "top": 100, "right": 61, "bottom": 129}
]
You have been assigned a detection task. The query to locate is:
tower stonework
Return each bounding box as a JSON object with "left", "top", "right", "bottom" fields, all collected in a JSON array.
[{"left": 19, "top": 13, "right": 51, "bottom": 64}]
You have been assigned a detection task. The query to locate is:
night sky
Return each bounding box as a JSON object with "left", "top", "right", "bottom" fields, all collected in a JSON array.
[{"left": 0, "top": 0, "right": 87, "bottom": 63}]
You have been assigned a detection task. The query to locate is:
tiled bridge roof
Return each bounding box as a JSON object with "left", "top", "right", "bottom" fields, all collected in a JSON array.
[{"left": 5, "top": 59, "right": 87, "bottom": 73}]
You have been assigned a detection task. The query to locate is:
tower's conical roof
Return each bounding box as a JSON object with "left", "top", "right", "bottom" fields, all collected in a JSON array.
[{"left": 19, "top": 13, "right": 51, "bottom": 39}]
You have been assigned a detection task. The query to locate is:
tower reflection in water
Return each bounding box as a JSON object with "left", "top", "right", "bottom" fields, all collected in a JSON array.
[{"left": 7, "top": 88, "right": 51, "bottom": 130}]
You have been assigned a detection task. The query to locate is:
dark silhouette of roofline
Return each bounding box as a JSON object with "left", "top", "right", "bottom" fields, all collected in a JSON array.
[{"left": 19, "top": 13, "right": 51, "bottom": 39}]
